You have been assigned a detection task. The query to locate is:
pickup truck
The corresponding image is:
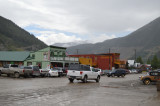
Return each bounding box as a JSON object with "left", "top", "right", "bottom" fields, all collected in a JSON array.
[
  {"left": 0, "top": 64, "right": 32, "bottom": 78},
  {"left": 67, "top": 64, "right": 100, "bottom": 83}
]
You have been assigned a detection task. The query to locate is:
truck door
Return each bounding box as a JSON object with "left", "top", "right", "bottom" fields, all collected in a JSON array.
[{"left": 91, "top": 68, "right": 98, "bottom": 79}]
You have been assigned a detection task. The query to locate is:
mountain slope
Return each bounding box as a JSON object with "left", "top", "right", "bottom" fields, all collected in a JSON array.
[
  {"left": 0, "top": 16, "right": 47, "bottom": 51},
  {"left": 67, "top": 17, "right": 160, "bottom": 60}
]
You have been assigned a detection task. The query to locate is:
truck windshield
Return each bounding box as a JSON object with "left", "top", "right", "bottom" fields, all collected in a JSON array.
[
  {"left": 33, "top": 66, "right": 39, "bottom": 71},
  {"left": 11, "top": 65, "right": 19, "bottom": 67}
]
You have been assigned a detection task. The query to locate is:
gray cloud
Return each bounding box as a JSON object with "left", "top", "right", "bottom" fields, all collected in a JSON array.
[{"left": 0, "top": 0, "right": 160, "bottom": 36}]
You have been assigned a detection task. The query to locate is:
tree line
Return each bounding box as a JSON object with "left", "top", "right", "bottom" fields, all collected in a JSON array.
[{"left": 136, "top": 55, "right": 160, "bottom": 69}]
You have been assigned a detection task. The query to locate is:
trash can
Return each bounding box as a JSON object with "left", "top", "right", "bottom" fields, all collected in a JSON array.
[{"left": 157, "top": 81, "right": 160, "bottom": 91}]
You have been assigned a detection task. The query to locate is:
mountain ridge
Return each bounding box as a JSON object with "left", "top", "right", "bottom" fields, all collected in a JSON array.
[{"left": 67, "top": 16, "right": 160, "bottom": 61}]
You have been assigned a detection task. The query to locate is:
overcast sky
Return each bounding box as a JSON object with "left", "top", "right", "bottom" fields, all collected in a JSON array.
[{"left": 0, "top": 0, "right": 160, "bottom": 45}]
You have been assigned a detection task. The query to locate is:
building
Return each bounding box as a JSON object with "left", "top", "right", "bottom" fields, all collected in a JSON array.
[
  {"left": 69, "top": 53, "right": 120, "bottom": 70},
  {"left": 24, "top": 46, "right": 79, "bottom": 69},
  {"left": 127, "top": 60, "right": 135, "bottom": 67},
  {"left": 0, "top": 51, "right": 30, "bottom": 67},
  {"left": 119, "top": 60, "right": 127, "bottom": 69}
]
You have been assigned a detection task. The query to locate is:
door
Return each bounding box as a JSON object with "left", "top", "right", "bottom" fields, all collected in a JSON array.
[{"left": 91, "top": 68, "right": 98, "bottom": 79}]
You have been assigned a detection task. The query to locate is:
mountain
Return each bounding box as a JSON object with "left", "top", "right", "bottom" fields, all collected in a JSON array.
[
  {"left": 53, "top": 40, "right": 90, "bottom": 47},
  {"left": 0, "top": 16, "right": 47, "bottom": 51},
  {"left": 67, "top": 17, "right": 160, "bottom": 61}
]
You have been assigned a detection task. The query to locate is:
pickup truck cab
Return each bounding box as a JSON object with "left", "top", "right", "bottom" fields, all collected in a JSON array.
[
  {"left": 0, "top": 64, "right": 32, "bottom": 78},
  {"left": 25, "top": 65, "right": 40, "bottom": 77},
  {"left": 67, "top": 64, "right": 100, "bottom": 83}
]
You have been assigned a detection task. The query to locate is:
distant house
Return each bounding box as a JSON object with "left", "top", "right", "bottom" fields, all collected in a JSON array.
[
  {"left": 0, "top": 51, "right": 30, "bottom": 67},
  {"left": 128, "top": 60, "right": 135, "bottom": 67}
]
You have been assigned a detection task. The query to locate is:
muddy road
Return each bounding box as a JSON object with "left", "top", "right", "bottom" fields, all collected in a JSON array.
[{"left": 0, "top": 73, "right": 159, "bottom": 106}]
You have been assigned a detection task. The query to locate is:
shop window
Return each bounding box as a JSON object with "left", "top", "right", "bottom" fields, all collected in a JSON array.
[
  {"left": 59, "top": 52, "right": 62, "bottom": 55},
  {"left": 32, "top": 54, "right": 35, "bottom": 58},
  {"left": 54, "top": 52, "right": 57, "bottom": 55},
  {"left": 27, "top": 62, "right": 32, "bottom": 66}
]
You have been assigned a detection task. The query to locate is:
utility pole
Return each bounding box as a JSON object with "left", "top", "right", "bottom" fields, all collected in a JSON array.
[
  {"left": 76, "top": 49, "right": 79, "bottom": 55},
  {"left": 135, "top": 49, "right": 136, "bottom": 62},
  {"left": 109, "top": 48, "right": 111, "bottom": 70}
]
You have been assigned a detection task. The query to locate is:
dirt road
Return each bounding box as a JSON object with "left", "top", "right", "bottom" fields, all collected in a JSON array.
[{"left": 0, "top": 73, "right": 159, "bottom": 106}]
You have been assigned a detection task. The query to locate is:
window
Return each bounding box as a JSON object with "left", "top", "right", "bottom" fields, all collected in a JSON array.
[
  {"left": 27, "top": 62, "right": 32, "bottom": 66},
  {"left": 54, "top": 52, "right": 57, "bottom": 55},
  {"left": 150, "top": 72, "right": 159, "bottom": 76},
  {"left": 59, "top": 52, "right": 62, "bottom": 55},
  {"left": 32, "top": 54, "right": 35, "bottom": 58},
  {"left": 3, "top": 64, "right": 9, "bottom": 68}
]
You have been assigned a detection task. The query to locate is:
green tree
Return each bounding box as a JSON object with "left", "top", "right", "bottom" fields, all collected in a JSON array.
[
  {"left": 151, "top": 55, "right": 160, "bottom": 69},
  {"left": 136, "top": 56, "right": 143, "bottom": 64}
]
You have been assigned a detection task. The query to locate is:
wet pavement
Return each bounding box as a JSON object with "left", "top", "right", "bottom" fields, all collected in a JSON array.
[{"left": 0, "top": 73, "right": 160, "bottom": 106}]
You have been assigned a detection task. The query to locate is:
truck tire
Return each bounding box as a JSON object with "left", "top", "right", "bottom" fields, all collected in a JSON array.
[
  {"left": 96, "top": 76, "right": 100, "bottom": 82},
  {"left": 143, "top": 79, "right": 151, "bottom": 85},
  {"left": 121, "top": 74, "right": 125, "bottom": 77},
  {"left": 83, "top": 75, "right": 88, "bottom": 83},
  {"left": 7, "top": 74, "right": 10, "bottom": 77},
  {"left": 69, "top": 78, "right": 74, "bottom": 83},
  {"left": 14, "top": 72, "right": 20, "bottom": 78}
]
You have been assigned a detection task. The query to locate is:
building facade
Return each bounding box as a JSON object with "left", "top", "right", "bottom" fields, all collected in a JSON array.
[
  {"left": 69, "top": 53, "right": 120, "bottom": 70},
  {"left": 24, "top": 46, "right": 79, "bottom": 69},
  {"left": 0, "top": 51, "right": 30, "bottom": 67}
]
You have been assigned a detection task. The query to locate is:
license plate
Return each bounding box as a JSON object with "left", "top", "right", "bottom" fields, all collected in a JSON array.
[{"left": 71, "top": 76, "right": 76, "bottom": 79}]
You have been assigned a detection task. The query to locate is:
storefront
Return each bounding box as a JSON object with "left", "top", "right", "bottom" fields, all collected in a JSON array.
[
  {"left": 24, "top": 46, "right": 79, "bottom": 69},
  {"left": 0, "top": 51, "right": 30, "bottom": 67}
]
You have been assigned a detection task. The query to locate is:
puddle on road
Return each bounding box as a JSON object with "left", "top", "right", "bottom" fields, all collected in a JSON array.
[{"left": 100, "top": 85, "right": 119, "bottom": 88}]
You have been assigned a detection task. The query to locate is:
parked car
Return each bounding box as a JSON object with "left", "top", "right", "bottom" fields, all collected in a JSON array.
[
  {"left": 137, "top": 69, "right": 142, "bottom": 73},
  {"left": 67, "top": 64, "right": 100, "bottom": 83},
  {"left": 103, "top": 70, "right": 112, "bottom": 75},
  {"left": 130, "top": 69, "right": 138, "bottom": 74},
  {"left": 48, "top": 68, "right": 59, "bottom": 77},
  {"left": 125, "top": 69, "right": 130, "bottom": 74},
  {"left": 95, "top": 68, "right": 104, "bottom": 76},
  {"left": 139, "top": 71, "right": 160, "bottom": 85},
  {"left": 100, "top": 70, "right": 105, "bottom": 76},
  {"left": 107, "top": 69, "right": 126, "bottom": 77},
  {"left": 25, "top": 65, "right": 41, "bottom": 77},
  {"left": 39, "top": 68, "right": 49, "bottom": 77}
]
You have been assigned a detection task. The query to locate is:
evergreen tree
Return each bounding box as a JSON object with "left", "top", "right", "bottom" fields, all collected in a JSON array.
[
  {"left": 136, "top": 56, "right": 143, "bottom": 64},
  {"left": 151, "top": 55, "right": 160, "bottom": 69}
]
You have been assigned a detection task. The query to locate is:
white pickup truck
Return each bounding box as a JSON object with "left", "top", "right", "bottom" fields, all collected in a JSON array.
[{"left": 67, "top": 64, "right": 101, "bottom": 83}]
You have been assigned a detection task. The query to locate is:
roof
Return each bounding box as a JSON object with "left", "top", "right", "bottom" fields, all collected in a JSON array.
[
  {"left": 49, "top": 45, "right": 66, "bottom": 49},
  {"left": 0, "top": 51, "right": 30, "bottom": 61},
  {"left": 69, "top": 53, "right": 120, "bottom": 56}
]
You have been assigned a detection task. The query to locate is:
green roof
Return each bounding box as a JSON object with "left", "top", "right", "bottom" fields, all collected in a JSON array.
[{"left": 0, "top": 51, "right": 30, "bottom": 61}]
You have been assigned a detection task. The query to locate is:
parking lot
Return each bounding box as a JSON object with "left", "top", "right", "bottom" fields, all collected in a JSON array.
[{"left": 0, "top": 73, "right": 160, "bottom": 106}]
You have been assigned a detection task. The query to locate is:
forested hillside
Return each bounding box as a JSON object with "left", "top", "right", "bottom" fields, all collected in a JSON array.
[{"left": 0, "top": 16, "right": 47, "bottom": 51}]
